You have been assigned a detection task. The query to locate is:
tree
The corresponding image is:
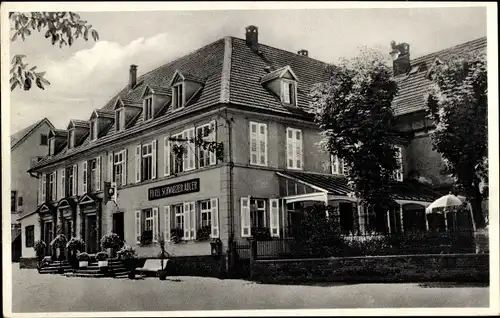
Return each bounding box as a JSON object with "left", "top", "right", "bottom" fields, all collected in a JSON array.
[
  {"left": 311, "top": 47, "right": 400, "bottom": 220},
  {"left": 9, "top": 12, "right": 99, "bottom": 91},
  {"left": 425, "top": 50, "right": 487, "bottom": 229}
]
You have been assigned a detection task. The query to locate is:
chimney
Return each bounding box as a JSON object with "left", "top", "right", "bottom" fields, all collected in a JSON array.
[
  {"left": 297, "top": 49, "right": 308, "bottom": 57},
  {"left": 389, "top": 41, "right": 410, "bottom": 76},
  {"left": 245, "top": 25, "right": 259, "bottom": 51},
  {"left": 129, "top": 64, "right": 138, "bottom": 88}
]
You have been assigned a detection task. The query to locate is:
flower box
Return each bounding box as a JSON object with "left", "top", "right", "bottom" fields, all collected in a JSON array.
[
  {"left": 79, "top": 261, "right": 89, "bottom": 268},
  {"left": 98, "top": 260, "right": 108, "bottom": 267}
]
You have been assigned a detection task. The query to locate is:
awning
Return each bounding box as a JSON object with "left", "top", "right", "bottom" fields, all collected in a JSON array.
[{"left": 278, "top": 171, "right": 442, "bottom": 203}]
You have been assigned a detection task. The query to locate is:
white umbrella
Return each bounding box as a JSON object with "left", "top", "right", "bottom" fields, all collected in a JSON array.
[{"left": 425, "top": 193, "right": 464, "bottom": 214}]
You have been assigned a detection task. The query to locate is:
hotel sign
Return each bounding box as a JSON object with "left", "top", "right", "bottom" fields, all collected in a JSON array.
[{"left": 148, "top": 178, "right": 200, "bottom": 201}]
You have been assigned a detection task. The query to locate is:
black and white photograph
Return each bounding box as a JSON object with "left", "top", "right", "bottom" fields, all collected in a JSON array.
[{"left": 2, "top": 2, "right": 498, "bottom": 317}]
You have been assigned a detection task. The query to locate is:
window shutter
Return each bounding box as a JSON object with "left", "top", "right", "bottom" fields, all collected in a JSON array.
[
  {"left": 56, "top": 170, "right": 61, "bottom": 200},
  {"left": 209, "top": 120, "right": 217, "bottom": 165},
  {"left": 210, "top": 198, "right": 219, "bottom": 238},
  {"left": 96, "top": 156, "right": 101, "bottom": 191},
  {"left": 249, "top": 122, "right": 258, "bottom": 165},
  {"left": 183, "top": 202, "right": 191, "bottom": 240},
  {"left": 42, "top": 174, "right": 46, "bottom": 202},
  {"left": 164, "top": 136, "right": 170, "bottom": 176},
  {"left": 259, "top": 123, "right": 268, "bottom": 166},
  {"left": 135, "top": 145, "right": 141, "bottom": 183},
  {"left": 286, "top": 128, "right": 294, "bottom": 168},
  {"left": 269, "top": 199, "right": 280, "bottom": 237},
  {"left": 241, "top": 197, "right": 251, "bottom": 237},
  {"left": 152, "top": 207, "right": 159, "bottom": 242},
  {"left": 282, "top": 81, "right": 290, "bottom": 104},
  {"left": 108, "top": 152, "right": 113, "bottom": 181},
  {"left": 61, "top": 169, "right": 65, "bottom": 198},
  {"left": 72, "top": 165, "right": 77, "bottom": 195},
  {"left": 295, "top": 129, "right": 303, "bottom": 169},
  {"left": 82, "top": 161, "right": 87, "bottom": 194},
  {"left": 122, "top": 149, "right": 128, "bottom": 185},
  {"left": 164, "top": 206, "right": 171, "bottom": 242},
  {"left": 189, "top": 202, "right": 196, "bottom": 240},
  {"left": 135, "top": 210, "right": 141, "bottom": 244},
  {"left": 152, "top": 140, "right": 157, "bottom": 179}
]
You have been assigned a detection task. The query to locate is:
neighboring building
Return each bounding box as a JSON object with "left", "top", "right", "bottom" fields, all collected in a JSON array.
[
  {"left": 11, "top": 118, "right": 54, "bottom": 262},
  {"left": 23, "top": 26, "right": 486, "bottom": 267}
]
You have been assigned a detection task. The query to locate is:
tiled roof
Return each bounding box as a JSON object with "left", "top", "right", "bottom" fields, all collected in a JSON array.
[
  {"left": 283, "top": 171, "right": 441, "bottom": 202},
  {"left": 10, "top": 118, "right": 54, "bottom": 150},
  {"left": 392, "top": 37, "right": 486, "bottom": 116},
  {"left": 94, "top": 109, "right": 115, "bottom": 119}
]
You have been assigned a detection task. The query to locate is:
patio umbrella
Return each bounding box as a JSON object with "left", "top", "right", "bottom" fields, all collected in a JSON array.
[{"left": 425, "top": 193, "right": 464, "bottom": 214}]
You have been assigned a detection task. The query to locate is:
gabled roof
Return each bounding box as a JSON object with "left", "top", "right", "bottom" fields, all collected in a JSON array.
[
  {"left": 68, "top": 119, "right": 90, "bottom": 129},
  {"left": 260, "top": 65, "right": 299, "bottom": 84},
  {"left": 114, "top": 97, "right": 143, "bottom": 110},
  {"left": 141, "top": 85, "right": 172, "bottom": 98},
  {"left": 10, "top": 118, "right": 54, "bottom": 150},
  {"left": 392, "top": 37, "right": 486, "bottom": 116},
  {"left": 91, "top": 109, "right": 115, "bottom": 120},
  {"left": 49, "top": 129, "right": 68, "bottom": 138},
  {"left": 169, "top": 70, "right": 205, "bottom": 87}
]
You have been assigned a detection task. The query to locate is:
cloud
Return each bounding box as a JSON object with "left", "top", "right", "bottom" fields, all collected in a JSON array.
[{"left": 10, "top": 32, "right": 205, "bottom": 133}]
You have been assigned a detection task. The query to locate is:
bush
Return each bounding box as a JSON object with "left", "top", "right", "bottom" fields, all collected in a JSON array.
[
  {"left": 66, "top": 237, "right": 85, "bottom": 252},
  {"left": 100, "top": 233, "right": 122, "bottom": 250},
  {"left": 96, "top": 251, "right": 108, "bottom": 261},
  {"left": 50, "top": 234, "right": 68, "bottom": 249},
  {"left": 170, "top": 228, "right": 183, "bottom": 243},
  {"left": 117, "top": 244, "right": 138, "bottom": 260},
  {"left": 77, "top": 252, "right": 90, "bottom": 261},
  {"left": 342, "top": 233, "right": 391, "bottom": 256},
  {"left": 33, "top": 240, "right": 46, "bottom": 259},
  {"left": 196, "top": 225, "right": 211, "bottom": 241}
]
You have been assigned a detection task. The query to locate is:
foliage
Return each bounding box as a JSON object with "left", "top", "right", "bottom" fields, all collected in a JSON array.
[
  {"left": 33, "top": 240, "right": 46, "bottom": 258},
  {"left": 196, "top": 225, "right": 212, "bottom": 241},
  {"left": 9, "top": 12, "right": 99, "bottom": 91},
  {"left": 49, "top": 234, "right": 67, "bottom": 249},
  {"left": 295, "top": 204, "right": 344, "bottom": 257},
  {"left": 341, "top": 233, "right": 392, "bottom": 256},
  {"left": 311, "top": 47, "right": 400, "bottom": 211},
  {"left": 116, "top": 244, "right": 138, "bottom": 260},
  {"left": 170, "top": 228, "right": 184, "bottom": 244},
  {"left": 425, "top": 50, "right": 488, "bottom": 228},
  {"left": 95, "top": 251, "right": 108, "bottom": 261},
  {"left": 100, "top": 233, "right": 122, "bottom": 250},
  {"left": 251, "top": 227, "right": 271, "bottom": 241},
  {"left": 77, "top": 252, "right": 90, "bottom": 261},
  {"left": 157, "top": 233, "right": 171, "bottom": 261},
  {"left": 66, "top": 237, "right": 85, "bottom": 252},
  {"left": 170, "top": 129, "right": 224, "bottom": 163}
]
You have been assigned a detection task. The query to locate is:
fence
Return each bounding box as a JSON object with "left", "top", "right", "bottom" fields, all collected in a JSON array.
[{"left": 254, "top": 229, "right": 488, "bottom": 260}]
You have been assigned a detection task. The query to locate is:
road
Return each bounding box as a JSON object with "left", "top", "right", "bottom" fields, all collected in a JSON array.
[{"left": 9, "top": 267, "right": 489, "bottom": 313}]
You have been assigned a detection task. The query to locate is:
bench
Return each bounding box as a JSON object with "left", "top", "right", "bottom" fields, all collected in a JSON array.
[{"left": 136, "top": 259, "right": 169, "bottom": 276}]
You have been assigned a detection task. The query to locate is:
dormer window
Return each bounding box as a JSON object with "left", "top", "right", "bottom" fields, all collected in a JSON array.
[
  {"left": 90, "top": 119, "right": 98, "bottom": 141},
  {"left": 143, "top": 96, "right": 153, "bottom": 121},
  {"left": 281, "top": 80, "right": 297, "bottom": 106},
  {"left": 172, "top": 83, "right": 184, "bottom": 110},
  {"left": 68, "top": 129, "right": 75, "bottom": 149},
  {"left": 116, "top": 109, "right": 125, "bottom": 132}
]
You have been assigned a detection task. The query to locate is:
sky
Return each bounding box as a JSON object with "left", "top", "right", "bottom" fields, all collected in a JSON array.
[{"left": 8, "top": 6, "right": 487, "bottom": 134}]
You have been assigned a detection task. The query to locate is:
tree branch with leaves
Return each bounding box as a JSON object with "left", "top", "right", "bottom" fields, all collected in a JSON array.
[{"left": 9, "top": 11, "right": 99, "bottom": 91}]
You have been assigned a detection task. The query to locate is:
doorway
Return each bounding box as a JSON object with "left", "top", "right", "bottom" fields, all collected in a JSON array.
[
  {"left": 113, "top": 212, "right": 125, "bottom": 242},
  {"left": 86, "top": 215, "right": 98, "bottom": 253},
  {"left": 44, "top": 221, "right": 54, "bottom": 256}
]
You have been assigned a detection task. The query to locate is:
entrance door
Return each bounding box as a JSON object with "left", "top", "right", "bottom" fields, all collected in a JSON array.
[
  {"left": 86, "top": 215, "right": 98, "bottom": 254},
  {"left": 113, "top": 212, "right": 125, "bottom": 243},
  {"left": 44, "top": 221, "right": 53, "bottom": 256}
]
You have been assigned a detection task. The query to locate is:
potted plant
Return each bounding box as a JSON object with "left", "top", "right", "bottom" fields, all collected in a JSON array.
[
  {"left": 100, "top": 233, "right": 122, "bottom": 258},
  {"left": 50, "top": 233, "right": 68, "bottom": 260},
  {"left": 96, "top": 251, "right": 109, "bottom": 268},
  {"left": 117, "top": 244, "right": 138, "bottom": 279},
  {"left": 33, "top": 240, "right": 46, "bottom": 269},
  {"left": 66, "top": 238, "right": 85, "bottom": 268},
  {"left": 196, "top": 225, "right": 211, "bottom": 241},
  {"left": 157, "top": 233, "right": 170, "bottom": 280},
  {"left": 77, "top": 252, "right": 90, "bottom": 268},
  {"left": 170, "top": 228, "right": 184, "bottom": 244}
]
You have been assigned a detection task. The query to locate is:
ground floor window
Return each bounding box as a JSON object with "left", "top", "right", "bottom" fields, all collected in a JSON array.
[
  {"left": 25, "top": 225, "right": 34, "bottom": 247},
  {"left": 250, "top": 198, "right": 267, "bottom": 228},
  {"left": 199, "top": 200, "right": 211, "bottom": 228},
  {"left": 135, "top": 208, "right": 158, "bottom": 244}
]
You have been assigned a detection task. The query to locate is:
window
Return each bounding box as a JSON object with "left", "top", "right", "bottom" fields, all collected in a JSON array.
[
  {"left": 196, "top": 122, "right": 216, "bottom": 168},
  {"left": 331, "top": 155, "right": 349, "bottom": 176},
  {"left": 171, "top": 133, "right": 184, "bottom": 174},
  {"left": 281, "top": 80, "right": 297, "bottom": 106},
  {"left": 173, "top": 204, "right": 184, "bottom": 234},
  {"left": 40, "top": 134, "right": 48, "bottom": 146},
  {"left": 249, "top": 122, "right": 268, "bottom": 166},
  {"left": 25, "top": 225, "right": 35, "bottom": 248},
  {"left": 286, "top": 128, "right": 303, "bottom": 170},
  {"left": 141, "top": 142, "right": 153, "bottom": 181},
  {"left": 172, "top": 83, "right": 184, "bottom": 110},
  {"left": 68, "top": 130, "right": 75, "bottom": 149},
  {"left": 250, "top": 198, "right": 266, "bottom": 228},
  {"left": 18, "top": 196, "right": 23, "bottom": 207},
  {"left": 392, "top": 146, "right": 403, "bottom": 182},
  {"left": 200, "top": 200, "right": 212, "bottom": 228},
  {"left": 116, "top": 109, "right": 125, "bottom": 132},
  {"left": 142, "top": 208, "right": 153, "bottom": 243},
  {"left": 67, "top": 166, "right": 75, "bottom": 197},
  {"left": 143, "top": 97, "right": 153, "bottom": 121},
  {"left": 48, "top": 172, "right": 56, "bottom": 201},
  {"left": 113, "top": 150, "right": 126, "bottom": 186},
  {"left": 11, "top": 191, "right": 17, "bottom": 212},
  {"left": 49, "top": 138, "right": 55, "bottom": 156},
  {"left": 135, "top": 208, "right": 158, "bottom": 244},
  {"left": 89, "top": 159, "right": 98, "bottom": 191},
  {"left": 90, "top": 120, "right": 98, "bottom": 141}
]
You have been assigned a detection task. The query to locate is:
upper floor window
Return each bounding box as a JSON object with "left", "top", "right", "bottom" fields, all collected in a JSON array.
[
  {"left": 48, "top": 172, "right": 56, "bottom": 201},
  {"left": 286, "top": 128, "right": 303, "bottom": 170},
  {"left": 68, "top": 129, "right": 75, "bottom": 149},
  {"left": 136, "top": 141, "right": 156, "bottom": 182},
  {"left": 172, "top": 83, "right": 184, "bottom": 110},
  {"left": 196, "top": 122, "right": 216, "bottom": 168},
  {"left": 143, "top": 96, "right": 153, "bottom": 121},
  {"left": 170, "top": 132, "right": 185, "bottom": 174},
  {"left": 113, "top": 150, "right": 127, "bottom": 186},
  {"left": 249, "top": 122, "right": 268, "bottom": 166},
  {"left": 66, "top": 165, "right": 76, "bottom": 197},
  {"left": 11, "top": 191, "right": 17, "bottom": 212},
  {"left": 331, "top": 155, "right": 350, "bottom": 176},
  {"left": 40, "top": 134, "right": 48, "bottom": 146},
  {"left": 392, "top": 146, "right": 403, "bottom": 182},
  {"left": 116, "top": 109, "right": 125, "bottom": 132},
  {"left": 281, "top": 80, "right": 297, "bottom": 106},
  {"left": 90, "top": 120, "right": 98, "bottom": 141}
]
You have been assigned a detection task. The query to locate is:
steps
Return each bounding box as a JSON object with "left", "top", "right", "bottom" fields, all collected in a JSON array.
[
  {"left": 65, "top": 259, "right": 130, "bottom": 278},
  {"left": 38, "top": 260, "right": 73, "bottom": 274}
]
